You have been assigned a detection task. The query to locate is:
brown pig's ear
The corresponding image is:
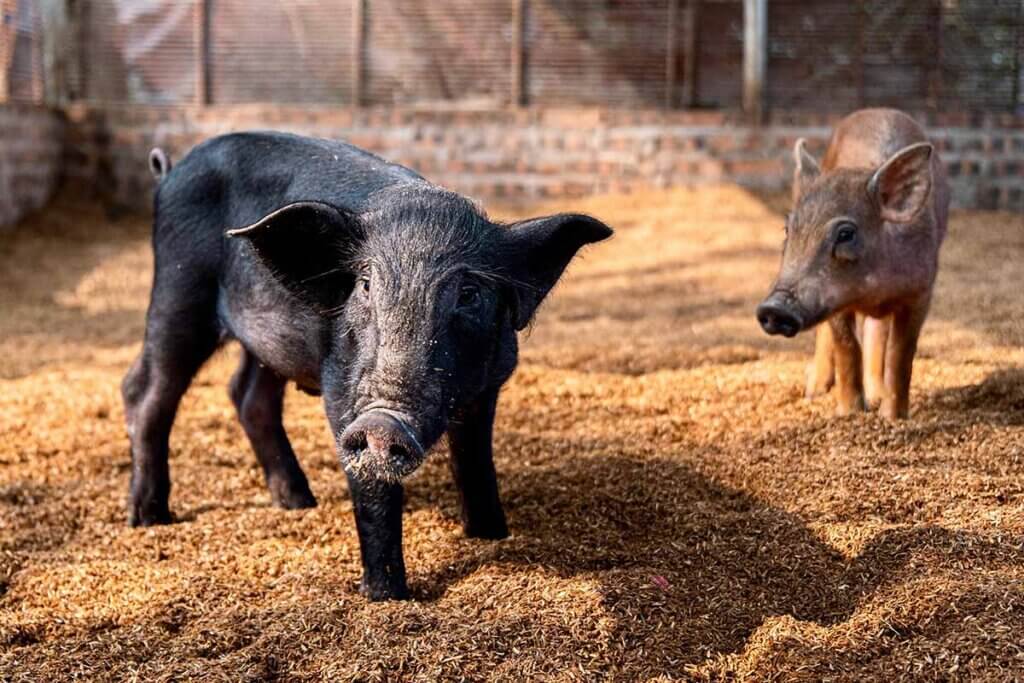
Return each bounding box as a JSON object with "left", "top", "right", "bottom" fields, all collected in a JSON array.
[
  {"left": 868, "top": 142, "right": 934, "bottom": 224},
  {"left": 792, "top": 138, "right": 820, "bottom": 198}
]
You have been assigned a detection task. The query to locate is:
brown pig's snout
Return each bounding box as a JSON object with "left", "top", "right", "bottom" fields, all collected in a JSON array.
[
  {"left": 341, "top": 409, "right": 425, "bottom": 470},
  {"left": 756, "top": 291, "right": 804, "bottom": 338}
]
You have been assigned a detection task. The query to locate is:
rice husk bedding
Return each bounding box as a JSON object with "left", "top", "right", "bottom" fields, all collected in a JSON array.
[{"left": 1, "top": 186, "right": 1022, "bottom": 681}]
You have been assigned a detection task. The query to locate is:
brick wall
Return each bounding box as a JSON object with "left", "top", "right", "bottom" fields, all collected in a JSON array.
[
  {"left": 62, "top": 104, "right": 1024, "bottom": 213},
  {"left": 0, "top": 105, "right": 64, "bottom": 228}
]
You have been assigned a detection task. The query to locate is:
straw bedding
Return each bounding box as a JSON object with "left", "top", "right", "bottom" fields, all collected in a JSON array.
[{"left": 1, "top": 187, "right": 1022, "bottom": 681}]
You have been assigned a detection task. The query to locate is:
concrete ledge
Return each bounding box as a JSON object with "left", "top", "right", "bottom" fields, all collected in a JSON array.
[
  {"left": 58, "top": 105, "right": 1024, "bottom": 213},
  {"left": 0, "top": 105, "right": 64, "bottom": 229}
]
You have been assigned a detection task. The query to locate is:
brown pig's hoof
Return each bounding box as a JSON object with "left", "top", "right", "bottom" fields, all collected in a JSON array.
[
  {"left": 879, "top": 399, "right": 910, "bottom": 420},
  {"left": 804, "top": 364, "right": 834, "bottom": 399},
  {"left": 863, "top": 383, "right": 889, "bottom": 411},
  {"left": 835, "top": 393, "right": 866, "bottom": 416},
  {"left": 805, "top": 380, "right": 833, "bottom": 400}
]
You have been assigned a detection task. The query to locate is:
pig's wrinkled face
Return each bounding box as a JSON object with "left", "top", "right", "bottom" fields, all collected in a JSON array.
[
  {"left": 326, "top": 196, "right": 516, "bottom": 481},
  {"left": 229, "top": 187, "right": 612, "bottom": 483},
  {"left": 758, "top": 171, "right": 878, "bottom": 336}
]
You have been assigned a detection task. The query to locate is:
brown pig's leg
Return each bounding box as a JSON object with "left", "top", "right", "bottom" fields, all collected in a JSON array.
[
  {"left": 805, "top": 323, "right": 836, "bottom": 399},
  {"left": 829, "top": 312, "right": 865, "bottom": 416},
  {"left": 862, "top": 315, "right": 891, "bottom": 410},
  {"left": 881, "top": 301, "right": 929, "bottom": 420}
]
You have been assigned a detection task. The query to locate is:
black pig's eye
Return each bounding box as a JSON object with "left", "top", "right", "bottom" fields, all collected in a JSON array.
[
  {"left": 457, "top": 283, "right": 481, "bottom": 309},
  {"left": 835, "top": 222, "right": 856, "bottom": 244},
  {"left": 357, "top": 277, "right": 370, "bottom": 295}
]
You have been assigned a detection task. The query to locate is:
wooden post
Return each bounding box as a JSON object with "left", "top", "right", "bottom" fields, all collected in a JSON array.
[
  {"left": 682, "top": 0, "right": 699, "bottom": 108},
  {"left": 0, "top": 0, "right": 16, "bottom": 102},
  {"left": 194, "top": 0, "right": 209, "bottom": 105},
  {"left": 665, "top": 0, "right": 678, "bottom": 109},
  {"left": 40, "top": 0, "right": 71, "bottom": 105},
  {"left": 1013, "top": 0, "right": 1023, "bottom": 112},
  {"left": 856, "top": 0, "right": 865, "bottom": 108},
  {"left": 927, "top": 0, "right": 944, "bottom": 111},
  {"left": 75, "top": 0, "right": 89, "bottom": 101},
  {"left": 743, "top": 0, "right": 767, "bottom": 124},
  {"left": 352, "top": 0, "right": 366, "bottom": 106},
  {"left": 512, "top": 0, "right": 526, "bottom": 107}
]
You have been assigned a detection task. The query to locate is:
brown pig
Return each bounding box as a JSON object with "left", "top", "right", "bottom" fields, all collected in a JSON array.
[{"left": 756, "top": 108, "right": 950, "bottom": 419}]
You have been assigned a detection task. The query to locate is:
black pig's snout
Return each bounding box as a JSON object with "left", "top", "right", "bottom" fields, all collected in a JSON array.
[
  {"left": 340, "top": 410, "right": 425, "bottom": 481},
  {"left": 756, "top": 295, "right": 804, "bottom": 338}
]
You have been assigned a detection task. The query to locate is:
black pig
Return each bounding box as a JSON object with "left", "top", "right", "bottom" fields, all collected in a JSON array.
[{"left": 122, "top": 132, "right": 612, "bottom": 600}]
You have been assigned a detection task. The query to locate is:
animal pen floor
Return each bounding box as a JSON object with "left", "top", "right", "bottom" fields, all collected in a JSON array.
[{"left": 0, "top": 186, "right": 1022, "bottom": 682}]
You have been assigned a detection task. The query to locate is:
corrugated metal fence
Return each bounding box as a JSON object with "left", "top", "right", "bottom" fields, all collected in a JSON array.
[{"left": 4, "top": 0, "right": 1024, "bottom": 112}]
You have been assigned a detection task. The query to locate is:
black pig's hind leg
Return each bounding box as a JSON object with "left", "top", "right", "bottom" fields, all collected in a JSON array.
[
  {"left": 123, "top": 265, "right": 220, "bottom": 526},
  {"left": 229, "top": 347, "right": 316, "bottom": 509}
]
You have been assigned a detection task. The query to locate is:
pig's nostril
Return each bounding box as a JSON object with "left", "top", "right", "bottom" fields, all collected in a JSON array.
[
  {"left": 341, "top": 410, "right": 424, "bottom": 468},
  {"left": 756, "top": 303, "right": 801, "bottom": 337},
  {"left": 343, "top": 430, "right": 368, "bottom": 455}
]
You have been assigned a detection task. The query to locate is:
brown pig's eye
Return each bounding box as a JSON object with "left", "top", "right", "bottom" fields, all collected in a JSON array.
[{"left": 835, "top": 223, "right": 857, "bottom": 244}]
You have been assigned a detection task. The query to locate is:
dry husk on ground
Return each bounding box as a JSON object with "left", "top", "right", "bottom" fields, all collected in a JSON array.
[{"left": 0, "top": 186, "right": 1022, "bottom": 681}]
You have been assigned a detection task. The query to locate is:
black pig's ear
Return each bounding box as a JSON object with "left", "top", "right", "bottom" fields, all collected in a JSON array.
[
  {"left": 504, "top": 213, "right": 613, "bottom": 330},
  {"left": 868, "top": 142, "right": 934, "bottom": 224},
  {"left": 227, "top": 201, "right": 361, "bottom": 312}
]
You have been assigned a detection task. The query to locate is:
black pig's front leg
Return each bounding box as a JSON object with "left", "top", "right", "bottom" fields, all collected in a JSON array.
[
  {"left": 347, "top": 475, "right": 408, "bottom": 600},
  {"left": 447, "top": 388, "right": 509, "bottom": 540}
]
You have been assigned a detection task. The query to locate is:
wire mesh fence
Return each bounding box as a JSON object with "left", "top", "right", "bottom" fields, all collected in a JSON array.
[
  {"left": 74, "top": 0, "right": 199, "bottom": 104},
  {"left": 768, "top": 0, "right": 1023, "bottom": 112},
  {"left": 209, "top": 0, "right": 355, "bottom": 104},
  {"left": 1, "top": 0, "right": 44, "bottom": 103},
  {"left": 5, "top": 0, "right": 1022, "bottom": 112}
]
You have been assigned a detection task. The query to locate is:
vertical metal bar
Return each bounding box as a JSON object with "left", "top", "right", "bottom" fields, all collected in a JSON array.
[
  {"left": 353, "top": 0, "right": 366, "bottom": 106},
  {"left": 743, "top": 0, "right": 767, "bottom": 124},
  {"left": 512, "top": 0, "right": 526, "bottom": 107},
  {"left": 195, "top": 0, "right": 209, "bottom": 105},
  {"left": 683, "top": 0, "right": 699, "bottom": 107},
  {"left": 666, "top": 0, "right": 679, "bottom": 109}
]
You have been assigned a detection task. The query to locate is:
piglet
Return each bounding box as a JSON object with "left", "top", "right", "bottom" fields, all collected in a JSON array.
[
  {"left": 756, "top": 108, "right": 949, "bottom": 419},
  {"left": 123, "top": 132, "right": 612, "bottom": 599}
]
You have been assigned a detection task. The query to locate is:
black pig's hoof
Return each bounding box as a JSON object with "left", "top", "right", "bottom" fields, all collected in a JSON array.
[
  {"left": 268, "top": 477, "right": 317, "bottom": 511},
  {"left": 464, "top": 518, "right": 509, "bottom": 540},
  {"left": 129, "top": 500, "right": 172, "bottom": 527},
  {"left": 359, "top": 577, "right": 410, "bottom": 602},
  {"left": 276, "top": 489, "right": 317, "bottom": 511}
]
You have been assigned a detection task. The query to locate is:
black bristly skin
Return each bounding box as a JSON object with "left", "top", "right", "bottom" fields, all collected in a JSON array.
[{"left": 122, "top": 132, "right": 612, "bottom": 600}]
